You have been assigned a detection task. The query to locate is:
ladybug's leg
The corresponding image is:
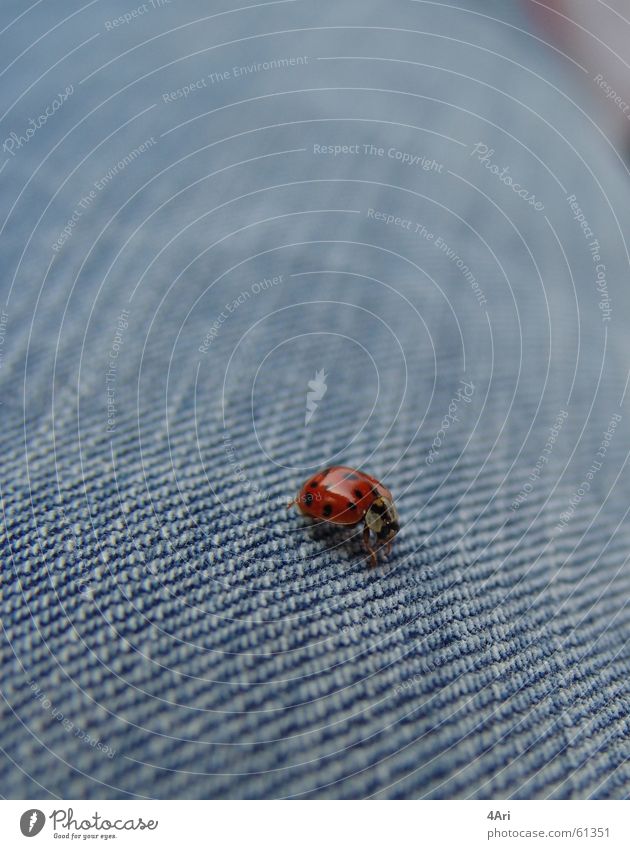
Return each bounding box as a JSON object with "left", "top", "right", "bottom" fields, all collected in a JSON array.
[
  {"left": 362, "top": 526, "right": 378, "bottom": 567},
  {"left": 286, "top": 496, "right": 297, "bottom": 510}
]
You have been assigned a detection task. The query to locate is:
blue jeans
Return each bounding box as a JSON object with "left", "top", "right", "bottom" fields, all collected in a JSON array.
[{"left": 1, "top": 0, "right": 630, "bottom": 798}]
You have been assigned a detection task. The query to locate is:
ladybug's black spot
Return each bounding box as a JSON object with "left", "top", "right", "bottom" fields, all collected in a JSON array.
[
  {"left": 304, "top": 492, "right": 314, "bottom": 506},
  {"left": 322, "top": 503, "right": 333, "bottom": 518},
  {"left": 309, "top": 479, "right": 319, "bottom": 488},
  {"left": 354, "top": 488, "right": 364, "bottom": 499},
  {"left": 347, "top": 501, "right": 357, "bottom": 511}
]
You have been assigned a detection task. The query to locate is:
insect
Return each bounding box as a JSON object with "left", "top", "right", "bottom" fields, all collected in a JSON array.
[{"left": 288, "top": 466, "right": 400, "bottom": 566}]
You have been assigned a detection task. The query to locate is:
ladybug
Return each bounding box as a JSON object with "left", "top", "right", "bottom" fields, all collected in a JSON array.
[{"left": 288, "top": 466, "right": 400, "bottom": 566}]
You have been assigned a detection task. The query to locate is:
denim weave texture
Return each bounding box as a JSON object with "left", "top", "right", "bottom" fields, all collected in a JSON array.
[{"left": 1, "top": 0, "right": 630, "bottom": 799}]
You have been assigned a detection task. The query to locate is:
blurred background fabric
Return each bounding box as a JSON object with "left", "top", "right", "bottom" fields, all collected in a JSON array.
[
  {"left": 1, "top": 0, "right": 630, "bottom": 799},
  {"left": 529, "top": 0, "right": 630, "bottom": 154}
]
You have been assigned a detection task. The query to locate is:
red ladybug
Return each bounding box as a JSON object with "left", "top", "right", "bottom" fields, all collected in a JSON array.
[{"left": 288, "top": 466, "right": 400, "bottom": 566}]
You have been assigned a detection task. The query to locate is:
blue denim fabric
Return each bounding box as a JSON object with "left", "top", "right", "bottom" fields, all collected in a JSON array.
[{"left": 2, "top": 0, "right": 630, "bottom": 799}]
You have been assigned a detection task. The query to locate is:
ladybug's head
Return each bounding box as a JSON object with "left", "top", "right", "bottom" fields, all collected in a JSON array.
[{"left": 364, "top": 496, "right": 400, "bottom": 544}]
